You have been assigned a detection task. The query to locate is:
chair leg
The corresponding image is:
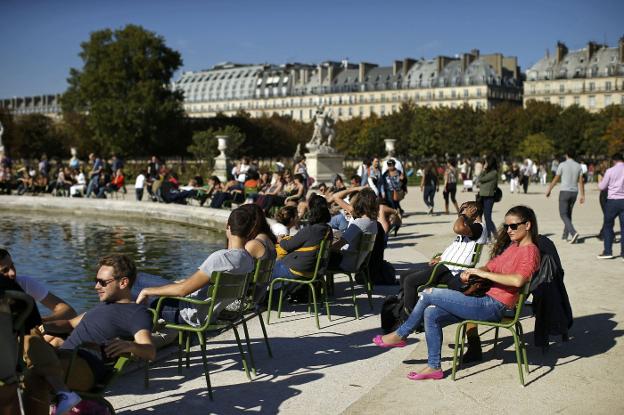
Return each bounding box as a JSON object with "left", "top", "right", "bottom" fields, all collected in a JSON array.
[
  {"left": 365, "top": 270, "right": 374, "bottom": 310},
  {"left": 232, "top": 326, "right": 252, "bottom": 380},
  {"left": 241, "top": 320, "right": 257, "bottom": 376},
  {"left": 516, "top": 322, "right": 529, "bottom": 374},
  {"left": 185, "top": 333, "right": 191, "bottom": 369},
  {"left": 177, "top": 331, "right": 184, "bottom": 374},
  {"left": 451, "top": 323, "right": 464, "bottom": 380},
  {"left": 309, "top": 283, "right": 320, "bottom": 329},
  {"left": 493, "top": 327, "right": 500, "bottom": 357},
  {"left": 347, "top": 274, "right": 360, "bottom": 319},
  {"left": 321, "top": 279, "right": 331, "bottom": 321},
  {"left": 458, "top": 324, "right": 467, "bottom": 365},
  {"left": 511, "top": 329, "right": 525, "bottom": 386},
  {"left": 198, "top": 333, "right": 213, "bottom": 400},
  {"left": 277, "top": 286, "right": 285, "bottom": 319},
  {"left": 257, "top": 312, "right": 273, "bottom": 358},
  {"left": 267, "top": 282, "right": 275, "bottom": 324}
]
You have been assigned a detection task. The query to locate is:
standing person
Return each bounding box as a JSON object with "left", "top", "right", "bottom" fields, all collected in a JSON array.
[
  {"left": 84, "top": 153, "right": 103, "bottom": 198},
  {"left": 551, "top": 158, "right": 560, "bottom": 178},
  {"left": 442, "top": 159, "right": 459, "bottom": 214},
  {"left": 597, "top": 153, "right": 624, "bottom": 259},
  {"left": 382, "top": 160, "right": 404, "bottom": 211},
  {"left": 510, "top": 162, "right": 520, "bottom": 194},
  {"left": 420, "top": 162, "right": 438, "bottom": 214},
  {"left": 545, "top": 151, "right": 585, "bottom": 244},
  {"left": 135, "top": 169, "right": 146, "bottom": 201},
  {"left": 357, "top": 158, "right": 372, "bottom": 186},
  {"left": 520, "top": 159, "right": 531, "bottom": 194},
  {"left": 477, "top": 155, "right": 499, "bottom": 241}
]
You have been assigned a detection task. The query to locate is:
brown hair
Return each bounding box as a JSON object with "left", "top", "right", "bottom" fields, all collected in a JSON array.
[
  {"left": 352, "top": 188, "right": 379, "bottom": 219},
  {"left": 98, "top": 254, "right": 137, "bottom": 288},
  {"left": 490, "top": 205, "right": 539, "bottom": 258}
]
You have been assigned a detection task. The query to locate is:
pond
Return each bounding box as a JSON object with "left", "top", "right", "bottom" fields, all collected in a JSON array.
[{"left": 0, "top": 210, "right": 224, "bottom": 314}]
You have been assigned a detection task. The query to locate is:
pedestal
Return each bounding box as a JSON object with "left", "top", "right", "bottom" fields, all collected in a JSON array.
[
  {"left": 305, "top": 152, "right": 344, "bottom": 185},
  {"left": 213, "top": 154, "right": 228, "bottom": 183}
]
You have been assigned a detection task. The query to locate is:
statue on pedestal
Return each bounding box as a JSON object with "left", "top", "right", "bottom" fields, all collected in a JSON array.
[
  {"left": 0, "top": 122, "right": 4, "bottom": 152},
  {"left": 307, "top": 106, "right": 336, "bottom": 154}
]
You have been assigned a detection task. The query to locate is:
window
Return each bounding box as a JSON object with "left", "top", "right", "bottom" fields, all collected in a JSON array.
[
  {"left": 463, "top": 89, "right": 468, "bottom": 98},
  {"left": 380, "top": 105, "right": 385, "bottom": 115},
  {"left": 574, "top": 96, "right": 580, "bottom": 106},
  {"left": 589, "top": 82, "right": 595, "bottom": 92},
  {"left": 348, "top": 107, "right": 352, "bottom": 116},
  {"left": 392, "top": 105, "right": 397, "bottom": 112},
  {"left": 606, "top": 81, "right": 612, "bottom": 91},
  {"left": 559, "top": 97, "right": 565, "bottom": 107},
  {"left": 605, "top": 95, "right": 612, "bottom": 106},
  {"left": 559, "top": 84, "right": 564, "bottom": 93},
  {"left": 359, "top": 106, "right": 364, "bottom": 116},
  {"left": 451, "top": 90, "right": 456, "bottom": 98},
  {"left": 588, "top": 95, "right": 596, "bottom": 108},
  {"left": 477, "top": 89, "right": 482, "bottom": 97}
]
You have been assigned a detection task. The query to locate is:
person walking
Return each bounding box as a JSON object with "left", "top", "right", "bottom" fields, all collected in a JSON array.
[
  {"left": 477, "top": 155, "right": 499, "bottom": 241},
  {"left": 545, "top": 151, "right": 585, "bottom": 244},
  {"left": 420, "top": 161, "right": 438, "bottom": 214},
  {"left": 597, "top": 153, "right": 624, "bottom": 259}
]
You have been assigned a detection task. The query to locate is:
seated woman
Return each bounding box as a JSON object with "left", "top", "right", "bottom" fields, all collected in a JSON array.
[
  {"left": 239, "top": 204, "right": 277, "bottom": 262},
  {"left": 284, "top": 174, "right": 306, "bottom": 207},
  {"left": 136, "top": 206, "right": 256, "bottom": 326},
  {"left": 328, "top": 187, "right": 379, "bottom": 272},
  {"left": 271, "top": 206, "right": 298, "bottom": 240},
  {"left": 271, "top": 195, "right": 331, "bottom": 281},
  {"left": 256, "top": 171, "right": 285, "bottom": 214},
  {"left": 400, "top": 201, "right": 486, "bottom": 313},
  {"left": 374, "top": 205, "right": 540, "bottom": 380}
]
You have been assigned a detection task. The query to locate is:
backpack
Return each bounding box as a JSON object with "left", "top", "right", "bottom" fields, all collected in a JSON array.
[{"left": 381, "top": 291, "right": 406, "bottom": 334}]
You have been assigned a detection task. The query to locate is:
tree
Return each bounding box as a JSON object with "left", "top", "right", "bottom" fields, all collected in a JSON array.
[
  {"left": 603, "top": 118, "right": 624, "bottom": 156},
  {"left": 187, "top": 125, "right": 246, "bottom": 167},
  {"left": 63, "top": 24, "right": 185, "bottom": 156},
  {"left": 13, "top": 114, "right": 66, "bottom": 159},
  {"left": 516, "top": 133, "right": 555, "bottom": 163}
]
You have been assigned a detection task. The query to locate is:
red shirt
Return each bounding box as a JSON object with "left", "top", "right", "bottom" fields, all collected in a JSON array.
[{"left": 485, "top": 243, "right": 540, "bottom": 308}]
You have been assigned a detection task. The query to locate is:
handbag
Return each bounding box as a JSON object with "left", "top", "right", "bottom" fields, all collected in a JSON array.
[
  {"left": 494, "top": 187, "right": 503, "bottom": 203},
  {"left": 392, "top": 189, "right": 405, "bottom": 202},
  {"left": 462, "top": 275, "right": 493, "bottom": 297}
]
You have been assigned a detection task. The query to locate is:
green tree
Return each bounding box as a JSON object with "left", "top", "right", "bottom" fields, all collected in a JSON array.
[
  {"left": 13, "top": 114, "right": 66, "bottom": 158},
  {"left": 62, "top": 24, "right": 184, "bottom": 156},
  {"left": 516, "top": 133, "right": 555, "bottom": 163},
  {"left": 603, "top": 118, "right": 624, "bottom": 156}
]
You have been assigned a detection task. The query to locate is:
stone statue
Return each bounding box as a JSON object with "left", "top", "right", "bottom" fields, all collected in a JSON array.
[
  {"left": 307, "top": 106, "right": 336, "bottom": 153},
  {"left": 0, "top": 122, "right": 4, "bottom": 150}
]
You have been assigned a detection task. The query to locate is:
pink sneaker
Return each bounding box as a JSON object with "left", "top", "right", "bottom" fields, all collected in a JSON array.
[
  {"left": 372, "top": 334, "right": 406, "bottom": 348},
  {"left": 407, "top": 370, "right": 444, "bottom": 380}
]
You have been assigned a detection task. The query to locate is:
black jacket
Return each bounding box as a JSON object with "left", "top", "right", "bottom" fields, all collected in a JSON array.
[{"left": 530, "top": 236, "right": 573, "bottom": 348}]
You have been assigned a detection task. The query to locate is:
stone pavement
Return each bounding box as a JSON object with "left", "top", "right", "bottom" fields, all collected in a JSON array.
[{"left": 2, "top": 183, "right": 622, "bottom": 414}]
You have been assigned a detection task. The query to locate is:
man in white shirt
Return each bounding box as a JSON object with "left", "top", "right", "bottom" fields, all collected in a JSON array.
[{"left": 0, "top": 249, "right": 76, "bottom": 322}]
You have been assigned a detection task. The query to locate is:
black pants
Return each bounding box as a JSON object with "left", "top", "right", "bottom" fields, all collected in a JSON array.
[{"left": 400, "top": 264, "right": 463, "bottom": 311}]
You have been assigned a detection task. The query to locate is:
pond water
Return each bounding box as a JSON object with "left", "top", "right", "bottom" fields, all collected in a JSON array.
[{"left": 1, "top": 210, "right": 224, "bottom": 313}]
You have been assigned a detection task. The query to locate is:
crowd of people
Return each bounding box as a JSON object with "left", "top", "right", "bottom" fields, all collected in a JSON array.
[{"left": 2, "top": 147, "right": 623, "bottom": 414}]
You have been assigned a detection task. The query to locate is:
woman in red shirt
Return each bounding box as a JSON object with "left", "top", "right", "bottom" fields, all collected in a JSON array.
[{"left": 373, "top": 205, "right": 540, "bottom": 380}]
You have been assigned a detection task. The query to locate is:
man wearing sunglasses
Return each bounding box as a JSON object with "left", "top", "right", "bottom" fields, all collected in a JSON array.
[{"left": 23, "top": 254, "right": 155, "bottom": 415}]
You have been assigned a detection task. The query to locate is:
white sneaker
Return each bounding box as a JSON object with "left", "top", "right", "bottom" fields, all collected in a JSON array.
[
  {"left": 597, "top": 253, "right": 614, "bottom": 259},
  {"left": 56, "top": 391, "right": 81, "bottom": 415},
  {"left": 569, "top": 233, "right": 580, "bottom": 244}
]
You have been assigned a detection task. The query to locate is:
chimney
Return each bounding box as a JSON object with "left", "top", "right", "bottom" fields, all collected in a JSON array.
[
  {"left": 318, "top": 64, "right": 326, "bottom": 85},
  {"left": 470, "top": 49, "right": 480, "bottom": 58},
  {"left": 461, "top": 52, "right": 477, "bottom": 71},
  {"left": 587, "top": 41, "right": 599, "bottom": 61},
  {"left": 392, "top": 60, "right": 403, "bottom": 76},
  {"left": 328, "top": 65, "right": 335, "bottom": 84},
  {"left": 556, "top": 41, "right": 568, "bottom": 63},
  {"left": 358, "top": 62, "right": 377, "bottom": 82},
  {"left": 436, "top": 56, "right": 453, "bottom": 73},
  {"left": 503, "top": 56, "right": 519, "bottom": 80},
  {"left": 620, "top": 36, "right": 624, "bottom": 63},
  {"left": 402, "top": 58, "right": 417, "bottom": 75}
]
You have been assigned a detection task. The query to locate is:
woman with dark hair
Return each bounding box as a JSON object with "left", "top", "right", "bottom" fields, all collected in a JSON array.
[
  {"left": 443, "top": 159, "right": 460, "bottom": 214},
  {"left": 420, "top": 161, "right": 439, "bottom": 214},
  {"left": 271, "top": 194, "right": 331, "bottom": 281},
  {"left": 478, "top": 155, "right": 499, "bottom": 240},
  {"left": 136, "top": 206, "right": 256, "bottom": 326},
  {"left": 374, "top": 205, "right": 540, "bottom": 381},
  {"left": 328, "top": 187, "right": 379, "bottom": 271},
  {"left": 238, "top": 204, "right": 277, "bottom": 262},
  {"left": 285, "top": 174, "right": 306, "bottom": 206}
]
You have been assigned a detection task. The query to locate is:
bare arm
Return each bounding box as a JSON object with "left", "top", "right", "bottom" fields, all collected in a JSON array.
[
  {"left": 43, "top": 312, "right": 85, "bottom": 334},
  {"left": 545, "top": 175, "right": 560, "bottom": 197},
  {"left": 245, "top": 238, "right": 266, "bottom": 259},
  {"left": 104, "top": 329, "right": 156, "bottom": 361},
  {"left": 461, "top": 267, "right": 525, "bottom": 287},
  {"left": 136, "top": 270, "right": 211, "bottom": 304},
  {"left": 578, "top": 173, "right": 585, "bottom": 204},
  {"left": 39, "top": 292, "right": 77, "bottom": 322}
]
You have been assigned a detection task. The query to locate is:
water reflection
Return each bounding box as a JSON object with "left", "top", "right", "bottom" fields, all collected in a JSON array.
[{"left": 1, "top": 211, "right": 223, "bottom": 313}]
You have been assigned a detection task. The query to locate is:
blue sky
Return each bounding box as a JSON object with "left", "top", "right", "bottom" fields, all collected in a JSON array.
[{"left": 0, "top": 0, "right": 622, "bottom": 97}]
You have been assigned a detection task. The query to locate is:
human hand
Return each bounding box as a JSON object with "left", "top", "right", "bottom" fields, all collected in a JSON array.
[
  {"left": 580, "top": 195, "right": 585, "bottom": 204},
  {"left": 428, "top": 256, "right": 441, "bottom": 266},
  {"left": 104, "top": 339, "right": 134, "bottom": 358},
  {"left": 136, "top": 290, "right": 149, "bottom": 305},
  {"left": 460, "top": 270, "right": 471, "bottom": 283},
  {"left": 545, "top": 190, "right": 551, "bottom": 198}
]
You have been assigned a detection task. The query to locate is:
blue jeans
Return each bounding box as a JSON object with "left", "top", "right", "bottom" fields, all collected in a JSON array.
[
  {"left": 85, "top": 176, "right": 99, "bottom": 198},
  {"left": 270, "top": 260, "right": 302, "bottom": 290},
  {"left": 423, "top": 186, "right": 436, "bottom": 209},
  {"left": 396, "top": 288, "right": 506, "bottom": 369},
  {"left": 481, "top": 196, "right": 496, "bottom": 239},
  {"left": 330, "top": 212, "right": 349, "bottom": 232},
  {"left": 603, "top": 198, "right": 624, "bottom": 256}
]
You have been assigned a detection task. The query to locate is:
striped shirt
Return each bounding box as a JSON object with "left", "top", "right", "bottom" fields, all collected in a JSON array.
[{"left": 440, "top": 222, "right": 487, "bottom": 274}]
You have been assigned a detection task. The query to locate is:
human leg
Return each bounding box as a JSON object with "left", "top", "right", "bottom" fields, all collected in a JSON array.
[
  {"left": 442, "top": 189, "right": 450, "bottom": 213},
  {"left": 482, "top": 196, "right": 496, "bottom": 239},
  {"left": 400, "top": 265, "right": 452, "bottom": 312},
  {"left": 558, "top": 191, "right": 577, "bottom": 238},
  {"left": 602, "top": 199, "right": 624, "bottom": 256}
]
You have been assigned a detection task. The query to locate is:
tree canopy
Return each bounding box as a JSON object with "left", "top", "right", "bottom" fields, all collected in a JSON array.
[{"left": 62, "top": 24, "right": 185, "bottom": 157}]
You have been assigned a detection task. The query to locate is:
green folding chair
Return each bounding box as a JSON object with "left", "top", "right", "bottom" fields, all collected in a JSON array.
[
  {"left": 451, "top": 283, "right": 531, "bottom": 386},
  {"left": 150, "top": 270, "right": 253, "bottom": 400},
  {"left": 267, "top": 238, "right": 332, "bottom": 330},
  {"left": 229, "top": 257, "right": 275, "bottom": 376},
  {"left": 325, "top": 232, "right": 377, "bottom": 319}
]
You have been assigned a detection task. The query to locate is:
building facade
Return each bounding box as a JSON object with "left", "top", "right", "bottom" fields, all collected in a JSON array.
[
  {"left": 174, "top": 49, "right": 523, "bottom": 122},
  {"left": 0, "top": 94, "right": 62, "bottom": 118},
  {"left": 524, "top": 38, "right": 624, "bottom": 111}
]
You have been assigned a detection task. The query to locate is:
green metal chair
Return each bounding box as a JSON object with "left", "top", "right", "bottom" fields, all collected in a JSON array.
[
  {"left": 451, "top": 283, "right": 531, "bottom": 386},
  {"left": 151, "top": 270, "right": 254, "bottom": 400},
  {"left": 64, "top": 346, "right": 133, "bottom": 415},
  {"left": 229, "top": 257, "right": 276, "bottom": 376},
  {"left": 417, "top": 243, "right": 484, "bottom": 292},
  {"left": 325, "top": 232, "right": 377, "bottom": 319},
  {"left": 267, "top": 238, "right": 332, "bottom": 330}
]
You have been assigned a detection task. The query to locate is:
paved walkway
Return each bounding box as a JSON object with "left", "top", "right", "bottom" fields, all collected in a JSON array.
[{"left": 5, "top": 183, "right": 622, "bottom": 414}]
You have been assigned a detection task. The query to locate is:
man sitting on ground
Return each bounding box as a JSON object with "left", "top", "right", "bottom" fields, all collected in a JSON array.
[{"left": 23, "top": 254, "right": 156, "bottom": 415}]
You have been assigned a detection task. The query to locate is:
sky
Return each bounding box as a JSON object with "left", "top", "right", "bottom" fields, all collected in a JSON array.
[{"left": 1, "top": 0, "right": 622, "bottom": 97}]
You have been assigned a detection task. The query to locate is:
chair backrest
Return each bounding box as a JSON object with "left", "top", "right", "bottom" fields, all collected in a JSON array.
[
  {"left": 308, "top": 237, "right": 331, "bottom": 282},
  {"left": 204, "top": 271, "right": 253, "bottom": 323},
  {"left": 468, "top": 243, "right": 484, "bottom": 267},
  {"left": 355, "top": 232, "right": 377, "bottom": 270},
  {"left": 509, "top": 283, "right": 531, "bottom": 323},
  {"left": 253, "top": 257, "right": 276, "bottom": 285}
]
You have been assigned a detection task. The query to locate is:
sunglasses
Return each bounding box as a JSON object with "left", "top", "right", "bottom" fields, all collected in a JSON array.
[
  {"left": 503, "top": 221, "right": 527, "bottom": 231},
  {"left": 94, "top": 277, "right": 118, "bottom": 287}
]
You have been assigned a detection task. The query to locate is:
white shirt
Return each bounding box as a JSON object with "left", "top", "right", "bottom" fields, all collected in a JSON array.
[
  {"left": 135, "top": 173, "right": 146, "bottom": 189},
  {"left": 381, "top": 158, "right": 404, "bottom": 174},
  {"left": 16, "top": 275, "right": 48, "bottom": 302},
  {"left": 271, "top": 223, "right": 290, "bottom": 238}
]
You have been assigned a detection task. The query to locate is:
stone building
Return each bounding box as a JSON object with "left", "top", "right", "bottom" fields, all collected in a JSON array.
[
  {"left": 524, "top": 38, "right": 624, "bottom": 111},
  {"left": 0, "top": 94, "right": 62, "bottom": 118},
  {"left": 175, "top": 50, "right": 523, "bottom": 121}
]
